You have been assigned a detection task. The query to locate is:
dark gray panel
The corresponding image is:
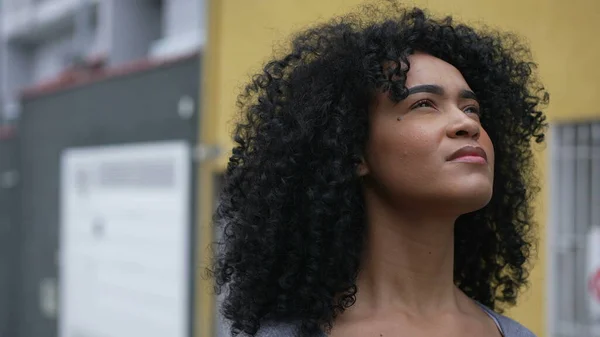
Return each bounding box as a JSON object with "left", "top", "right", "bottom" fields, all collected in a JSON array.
[{"left": 0, "top": 133, "right": 19, "bottom": 337}]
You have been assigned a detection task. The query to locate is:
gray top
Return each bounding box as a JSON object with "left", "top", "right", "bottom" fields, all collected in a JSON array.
[{"left": 253, "top": 304, "right": 536, "bottom": 337}]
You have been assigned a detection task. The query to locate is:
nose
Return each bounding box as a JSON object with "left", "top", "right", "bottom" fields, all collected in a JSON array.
[{"left": 446, "top": 108, "right": 480, "bottom": 140}]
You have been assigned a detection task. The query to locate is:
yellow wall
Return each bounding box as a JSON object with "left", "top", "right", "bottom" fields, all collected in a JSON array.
[{"left": 197, "top": 1, "right": 600, "bottom": 336}]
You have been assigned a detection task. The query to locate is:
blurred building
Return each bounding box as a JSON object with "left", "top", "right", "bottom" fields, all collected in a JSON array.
[
  {"left": 0, "top": 1, "right": 206, "bottom": 337},
  {"left": 0, "top": 0, "right": 205, "bottom": 121},
  {"left": 199, "top": 1, "right": 600, "bottom": 337}
]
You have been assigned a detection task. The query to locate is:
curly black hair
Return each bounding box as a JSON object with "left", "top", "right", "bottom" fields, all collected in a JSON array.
[{"left": 211, "top": 2, "right": 549, "bottom": 336}]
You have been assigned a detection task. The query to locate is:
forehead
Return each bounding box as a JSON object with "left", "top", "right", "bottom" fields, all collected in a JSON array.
[{"left": 405, "top": 53, "right": 471, "bottom": 91}]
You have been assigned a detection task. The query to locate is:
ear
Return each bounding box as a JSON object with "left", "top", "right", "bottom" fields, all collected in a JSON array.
[{"left": 357, "top": 158, "right": 369, "bottom": 177}]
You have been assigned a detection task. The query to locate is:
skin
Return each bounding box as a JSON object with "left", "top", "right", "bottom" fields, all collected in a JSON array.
[{"left": 329, "top": 53, "right": 499, "bottom": 337}]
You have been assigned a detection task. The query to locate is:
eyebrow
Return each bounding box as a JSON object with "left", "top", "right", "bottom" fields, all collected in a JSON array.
[{"left": 406, "top": 84, "right": 478, "bottom": 100}]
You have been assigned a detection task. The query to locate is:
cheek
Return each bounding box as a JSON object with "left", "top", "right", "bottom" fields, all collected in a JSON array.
[
  {"left": 366, "top": 123, "right": 440, "bottom": 174},
  {"left": 395, "top": 124, "right": 440, "bottom": 161},
  {"left": 480, "top": 129, "right": 495, "bottom": 167}
]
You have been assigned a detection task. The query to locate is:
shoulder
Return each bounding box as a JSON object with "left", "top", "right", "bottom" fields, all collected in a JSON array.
[
  {"left": 254, "top": 321, "right": 301, "bottom": 337},
  {"left": 254, "top": 321, "right": 326, "bottom": 337},
  {"left": 481, "top": 306, "right": 537, "bottom": 337}
]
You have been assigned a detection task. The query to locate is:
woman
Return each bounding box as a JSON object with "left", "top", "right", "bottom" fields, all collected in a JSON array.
[{"left": 212, "top": 2, "right": 548, "bottom": 337}]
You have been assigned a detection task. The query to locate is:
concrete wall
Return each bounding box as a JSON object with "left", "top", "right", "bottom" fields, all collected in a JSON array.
[
  {"left": 90, "top": 0, "right": 111, "bottom": 57},
  {"left": 1, "top": 28, "right": 75, "bottom": 118},
  {"left": 148, "top": 0, "right": 205, "bottom": 59},
  {"left": 108, "top": 0, "right": 162, "bottom": 66},
  {"left": 32, "top": 32, "right": 73, "bottom": 83},
  {"left": 164, "top": 0, "right": 204, "bottom": 38},
  {"left": 0, "top": 0, "right": 81, "bottom": 119},
  {"left": 1, "top": 45, "right": 33, "bottom": 116},
  {"left": 0, "top": 0, "right": 33, "bottom": 12}
]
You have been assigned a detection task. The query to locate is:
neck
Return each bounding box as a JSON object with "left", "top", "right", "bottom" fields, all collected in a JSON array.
[{"left": 351, "top": 190, "right": 462, "bottom": 317}]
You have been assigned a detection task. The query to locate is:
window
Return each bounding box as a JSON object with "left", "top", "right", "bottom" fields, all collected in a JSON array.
[{"left": 549, "top": 121, "right": 600, "bottom": 337}]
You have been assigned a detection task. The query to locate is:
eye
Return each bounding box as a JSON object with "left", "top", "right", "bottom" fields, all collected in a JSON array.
[
  {"left": 411, "top": 99, "right": 435, "bottom": 110},
  {"left": 463, "top": 105, "right": 481, "bottom": 116}
]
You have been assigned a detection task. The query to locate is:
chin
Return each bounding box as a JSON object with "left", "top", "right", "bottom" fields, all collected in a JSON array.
[
  {"left": 455, "top": 185, "right": 493, "bottom": 214},
  {"left": 443, "top": 178, "right": 494, "bottom": 214},
  {"left": 461, "top": 194, "right": 492, "bottom": 214}
]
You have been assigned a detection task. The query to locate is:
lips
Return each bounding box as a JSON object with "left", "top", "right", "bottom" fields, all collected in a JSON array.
[{"left": 447, "top": 145, "right": 488, "bottom": 163}]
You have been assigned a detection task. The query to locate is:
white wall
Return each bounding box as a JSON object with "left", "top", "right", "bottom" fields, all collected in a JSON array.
[{"left": 163, "top": 0, "right": 204, "bottom": 38}]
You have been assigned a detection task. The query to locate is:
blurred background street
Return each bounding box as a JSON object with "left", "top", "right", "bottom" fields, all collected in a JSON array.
[{"left": 0, "top": 0, "right": 598, "bottom": 336}]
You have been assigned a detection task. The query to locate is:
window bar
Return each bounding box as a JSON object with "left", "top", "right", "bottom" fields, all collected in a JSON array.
[
  {"left": 548, "top": 125, "right": 561, "bottom": 337},
  {"left": 588, "top": 123, "right": 600, "bottom": 332},
  {"left": 575, "top": 124, "right": 591, "bottom": 335},
  {"left": 558, "top": 125, "right": 577, "bottom": 335},
  {"left": 591, "top": 122, "right": 600, "bottom": 230}
]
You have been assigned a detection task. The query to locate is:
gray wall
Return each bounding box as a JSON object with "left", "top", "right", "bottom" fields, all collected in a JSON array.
[
  {"left": 2, "top": 45, "right": 33, "bottom": 114},
  {"left": 164, "top": 0, "right": 204, "bottom": 38},
  {"left": 108, "top": 0, "right": 162, "bottom": 66},
  {"left": 0, "top": 133, "right": 19, "bottom": 337},
  {"left": 91, "top": 0, "right": 113, "bottom": 57},
  {"left": 1, "top": 0, "right": 33, "bottom": 11},
  {"left": 32, "top": 32, "right": 74, "bottom": 83}
]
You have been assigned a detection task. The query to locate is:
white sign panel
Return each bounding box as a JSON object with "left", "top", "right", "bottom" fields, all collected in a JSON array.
[
  {"left": 59, "top": 141, "right": 191, "bottom": 337},
  {"left": 588, "top": 226, "right": 600, "bottom": 320}
]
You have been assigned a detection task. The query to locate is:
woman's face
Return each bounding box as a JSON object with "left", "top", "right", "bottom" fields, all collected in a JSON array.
[{"left": 361, "top": 53, "right": 495, "bottom": 215}]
